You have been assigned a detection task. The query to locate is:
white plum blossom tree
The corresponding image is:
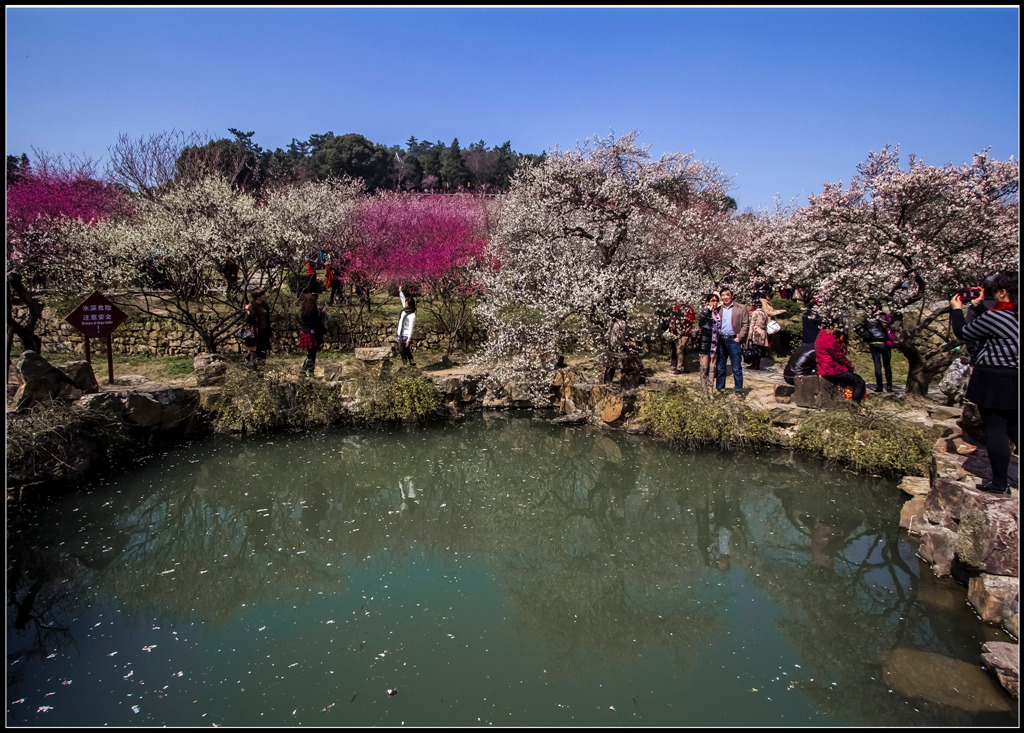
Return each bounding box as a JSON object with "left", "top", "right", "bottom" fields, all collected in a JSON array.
[
  {"left": 478, "top": 131, "right": 732, "bottom": 380},
  {"left": 755, "top": 145, "right": 1018, "bottom": 394},
  {"left": 69, "top": 175, "right": 361, "bottom": 353}
]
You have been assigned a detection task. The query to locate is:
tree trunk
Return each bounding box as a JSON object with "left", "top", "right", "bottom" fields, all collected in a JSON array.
[
  {"left": 900, "top": 341, "right": 956, "bottom": 397},
  {"left": 902, "top": 348, "right": 931, "bottom": 396},
  {"left": 7, "top": 273, "right": 44, "bottom": 380}
]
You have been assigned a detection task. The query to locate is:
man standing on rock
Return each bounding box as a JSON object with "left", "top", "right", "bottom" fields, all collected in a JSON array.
[{"left": 715, "top": 288, "right": 750, "bottom": 395}]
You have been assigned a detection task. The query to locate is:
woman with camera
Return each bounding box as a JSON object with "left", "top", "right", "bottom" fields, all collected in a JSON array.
[{"left": 949, "top": 272, "right": 1018, "bottom": 495}]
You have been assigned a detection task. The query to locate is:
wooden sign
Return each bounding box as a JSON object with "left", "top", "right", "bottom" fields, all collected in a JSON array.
[
  {"left": 64, "top": 291, "right": 128, "bottom": 338},
  {"left": 63, "top": 291, "right": 128, "bottom": 384}
]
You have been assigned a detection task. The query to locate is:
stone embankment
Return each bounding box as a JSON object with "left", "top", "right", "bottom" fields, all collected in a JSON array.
[{"left": 7, "top": 350, "right": 1018, "bottom": 698}]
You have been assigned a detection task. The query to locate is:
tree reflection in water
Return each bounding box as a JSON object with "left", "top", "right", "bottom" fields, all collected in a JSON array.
[{"left": 7, "top": 412, "right": 1016, "bottom": 726}]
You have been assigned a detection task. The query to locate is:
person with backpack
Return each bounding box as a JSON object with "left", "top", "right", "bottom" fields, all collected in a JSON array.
[
  {"left": 298, "top": 292, "right": 327, "bottom": 376},
  {"left": 854, "top": 307, "right": 894, "bottom": 392}
]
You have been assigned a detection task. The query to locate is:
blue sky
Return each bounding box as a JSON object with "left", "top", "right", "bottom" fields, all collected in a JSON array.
[{"left": 6, "top": 6, "right": 1019, "bottom": 212}]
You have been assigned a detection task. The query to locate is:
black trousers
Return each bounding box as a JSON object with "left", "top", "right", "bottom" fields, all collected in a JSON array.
[
  {"left": 399, "top": 337, "right": 414, "bottom": 364},
  {"left": 868, "top": 343, "right": 892, "bottom": 389},
  {"left": 823, "top": 370, "right": 867, "bottom": 404},
  {"left": 979, "top": 406, "right": 1019, "bottom": 488}
]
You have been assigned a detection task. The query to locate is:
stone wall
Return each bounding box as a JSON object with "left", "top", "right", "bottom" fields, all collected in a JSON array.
[{"left": 15, "top": 303, "right": 486, "bottom": 357}]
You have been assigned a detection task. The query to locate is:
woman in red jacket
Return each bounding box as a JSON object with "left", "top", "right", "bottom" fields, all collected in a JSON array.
[{"left": 814, "top": 321, "right": 867, "bottom": 404}]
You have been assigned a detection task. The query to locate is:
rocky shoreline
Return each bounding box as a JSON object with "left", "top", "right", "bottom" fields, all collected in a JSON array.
[{"left": 7, "top": 350, "right": 1018, "bottom": 699}]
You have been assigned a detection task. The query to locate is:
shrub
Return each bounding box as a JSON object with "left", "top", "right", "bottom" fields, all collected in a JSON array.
[
  {"left": 638, "top": 384, "right": 774, "bottom": 450},
  {"left": 7, "top": 398, "right": 134, "bottom": 489},
  {"left": 791, "top": 405, "right": 932, "bottom": 476},
  {"left": 357, "top": 365, "right": 443, "bottom": 424},
  {"left": 213, "top": 364, "right": 349, "bottom": 433}
]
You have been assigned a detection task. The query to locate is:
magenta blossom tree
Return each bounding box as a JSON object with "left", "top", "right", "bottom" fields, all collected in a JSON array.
[
  {"left": 6, "top": 158, "right": 133, "bottom": 370},
  {"left": 349, "top": 192, "right": 489, "bottom": 351}
]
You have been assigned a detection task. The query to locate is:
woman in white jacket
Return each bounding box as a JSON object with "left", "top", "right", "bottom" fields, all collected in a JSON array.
[{"left": 396, "top": 287, "right": 417, "bottom": 366}]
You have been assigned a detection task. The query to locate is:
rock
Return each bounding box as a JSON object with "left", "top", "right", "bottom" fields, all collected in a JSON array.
[
  {"left": 355, "top": 346, "right": 394, "bottom": 361},
  {"left": 121, "top": 391, "right": 164, "bottom": 427},
  {"left": 899, "top": 494, "right": 928, "bottom": 533},
  {"left": 17, "top": 350, "right": 74, "bottom": 384},
  {"left": 113, "top": 374, "right": 150, "bottom": 386},
  {"left": 917, "top": 525, "right": 957, "bottom": 576},
  {"left": 792, "top": 375, "right": 845, "bottom": 409},
  {"left": 968, "top": 574, "right": 1019, "bottom": 628},
  {"left": 954, "top": 496, "right": 1019, "bottom": 576},
  {"left": 928, "top": 404, "right": 962, "bottom": 421},
  {"left": 439, "top": 351, "right": 467, "bottom": 368},
  {"left": 13, "top": 350, "right": 78, "bottom": 410},
  {"left": 598, "top": 395, "right": 625, "bottom": 423},
  {"left": 774, "top": 383, "right": 794, "bottom": 403},
  {"left": 77, "top": 391, "right": 126, "bottom": 415},
  {"left": 193, "top": 353, "right": 228, "bottom": 386},
  {"left": 59, "top": 360, "right": 100, "bottom": 393},
  {"left": 958, "top": 401, "right": 987, "bottom": 443},
  {"left": 898, "top": 476, "right": 932, "bottom": 497},
  {"left": 551, "top": 410, "right": 589, "bottom": 425},
  {"left": 981, "top": 642, "right": 1019, "bottom": 699},
  {"left": 924, "top": 476, "right": 981, "bottom": 530},
  {"left": 355, "top": 347, "right": 393, "bottom": 378},
  {"left": 881, "top": 648, "right": 1013, "bottom": 711}
]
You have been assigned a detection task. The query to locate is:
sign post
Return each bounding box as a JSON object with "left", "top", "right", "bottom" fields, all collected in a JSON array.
[{"left": 63, "top": 291, "right": 128, "bottom": 385}]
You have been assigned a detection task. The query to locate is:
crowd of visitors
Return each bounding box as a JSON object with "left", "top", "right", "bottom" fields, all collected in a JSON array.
[{"left": 225, "top": 253, "right": 1017, "bottom": 498}]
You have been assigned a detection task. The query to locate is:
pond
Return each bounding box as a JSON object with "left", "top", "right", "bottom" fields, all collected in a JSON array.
[{"left": 7, "top": 411, "right": 1018, "bottom": 726}]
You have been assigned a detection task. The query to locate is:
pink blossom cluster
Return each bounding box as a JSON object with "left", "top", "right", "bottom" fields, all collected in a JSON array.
[
  {"left": 347, "top": 192, "right": 488, "bottom": 296},
  {"left": 7, "top": 170, "right": 132, "bottom": 270}
]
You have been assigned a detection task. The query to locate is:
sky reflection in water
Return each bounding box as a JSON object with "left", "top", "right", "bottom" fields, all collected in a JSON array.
[{"left": 7, "top": 412, "right": 1017, "bottom": 726}]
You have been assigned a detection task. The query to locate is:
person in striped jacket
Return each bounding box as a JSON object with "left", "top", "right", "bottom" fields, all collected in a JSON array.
[{"left": 950, "top": 271, "right": 1018, "bottom": 495}]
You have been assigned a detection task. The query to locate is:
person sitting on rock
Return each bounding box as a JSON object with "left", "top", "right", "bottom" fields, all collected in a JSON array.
[
  {"left": 783, "top": 343, "right": 816, "bottom": 386},
  {"left": 814, "top": 319, "right": 866, "bottom": 405}
]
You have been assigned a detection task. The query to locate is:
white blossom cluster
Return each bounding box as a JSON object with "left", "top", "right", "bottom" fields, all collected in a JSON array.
[
  {"left": 477, "top": 131, "right": 732, "bottom": 381},
  {"left": 62, "top": 175, "right": 362, "bottom": 351}
]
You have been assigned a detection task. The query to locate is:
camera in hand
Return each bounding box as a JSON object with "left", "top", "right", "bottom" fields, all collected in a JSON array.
[{"left": 957, "top": 288, "right": 981, "bottom": 300}]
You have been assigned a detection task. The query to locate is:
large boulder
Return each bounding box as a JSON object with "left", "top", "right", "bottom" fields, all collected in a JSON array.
[
  {"left": 881, "top": 648, "right": 1013, "bottom": 711},
  {"left": 916, "top": 525, "right": 957, "bottom": 576},
  {"left": 954, "top": 496, "right": 1019, "bottom": 576},
  {"left": 58, "top": 360, "right": 100, "bottom": 394},
  {"left": 968, "top": 574, "right": 1019, "bottom": 634},
  {"left": 981, "top": 642, "right": 1019, "bottom": 699},
  {"left": 792, "top": 375, "right": 845, "bottom": 409},
  {"left": 193, "top": 353, "right": 228, "bottom": 386},
  {"left": 12, "top": 350, "right": 80, "bottom": 410}
]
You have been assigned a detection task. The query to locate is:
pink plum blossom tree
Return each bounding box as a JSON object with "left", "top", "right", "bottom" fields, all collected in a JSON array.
[
  {"left": 755, "top": 145, "right": 1018, "bottom": 394},
  {"left": 6, "top": 155, "right": 132, "bottom": 370},
  {"left": 348, "top": 192, "right": 489, "bottom": 351}
]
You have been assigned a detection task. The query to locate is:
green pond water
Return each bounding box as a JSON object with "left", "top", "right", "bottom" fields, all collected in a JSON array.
[{"left": 6, "top": 411, "right": 1018, "bottom": 726}]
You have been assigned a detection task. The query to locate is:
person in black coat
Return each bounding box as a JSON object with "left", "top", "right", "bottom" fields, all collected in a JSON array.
[
  {"left": 801, "top": 303, "right": 823, "bottom": 345},
  {"left": 783, "top": 343, "right": 816, "bottom": 386},
  {"left": 855, "top": 309, "right": 894, "bottom": 392}
]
